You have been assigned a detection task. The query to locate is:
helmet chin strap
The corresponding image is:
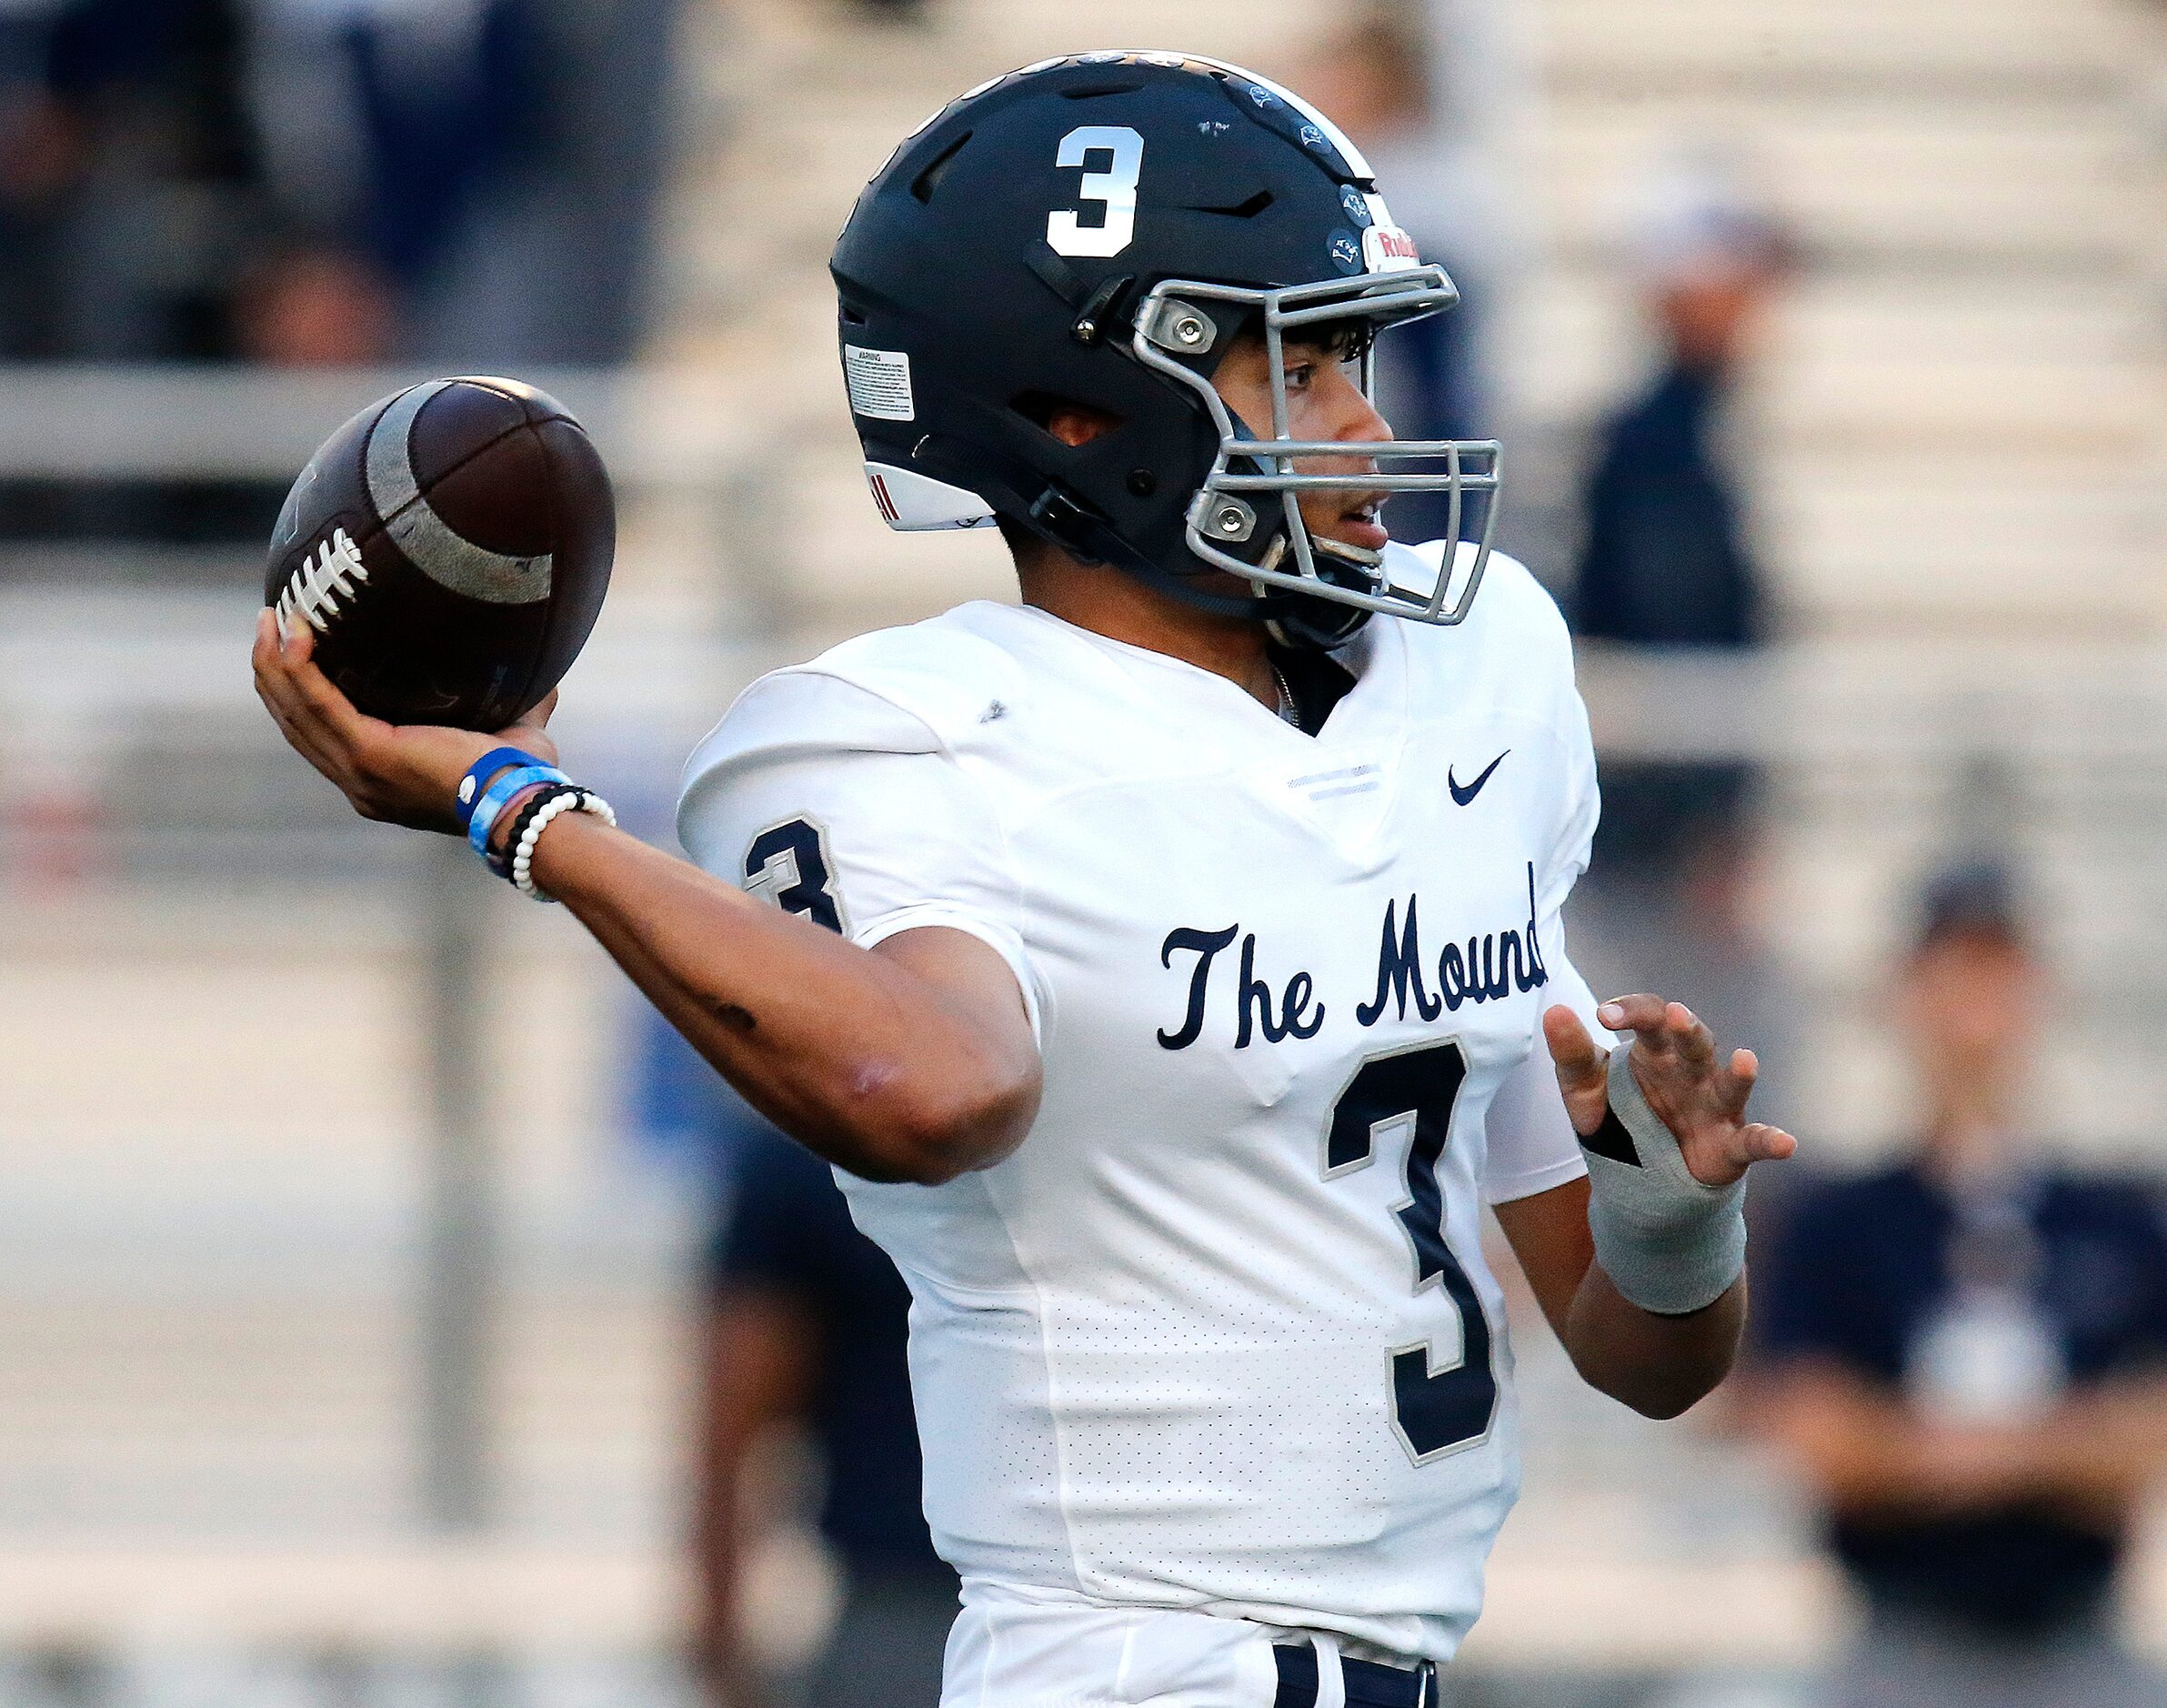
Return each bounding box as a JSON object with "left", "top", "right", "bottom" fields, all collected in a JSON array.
[
  {"left": 1236, "top": 526, "right": 1386, "bottom": 654},
  {"left": 1116, "top": 525, "right": 1379, "bottom": 652},
  {"left": 1204, "top": 421, "right": 1388, "bottom": 649},
  {"left": 1036, "top": 424, "right": 1387, "bottom": 650},
  {"left": 1237, "top": 534, "right": 1385, "bottom": 652}
]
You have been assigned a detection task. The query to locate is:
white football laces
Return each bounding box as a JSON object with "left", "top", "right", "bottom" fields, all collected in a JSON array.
[{"left": 274, "top": 527, "right": 370, "bottom": 634}]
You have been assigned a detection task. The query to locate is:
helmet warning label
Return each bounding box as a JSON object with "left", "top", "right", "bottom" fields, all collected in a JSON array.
[{"left": 845, "top": 346, "right": 917, "bottom": 422}]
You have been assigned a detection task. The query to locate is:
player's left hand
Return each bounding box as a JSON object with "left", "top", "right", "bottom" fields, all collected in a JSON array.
[
  {"left": 1543, "top": 996, "right": 1797, "bottom": 1189},
  {"left": 253, "top": 608, "right": 558, "bottom": 834}
]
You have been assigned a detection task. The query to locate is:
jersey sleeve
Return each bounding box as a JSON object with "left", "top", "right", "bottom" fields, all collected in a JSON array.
[
  {"left": 1481, "top": 943, "right": 1605, "bottom": 1205},
  {"left": 1538, "top": 621, "right": 1601, "bottom": 921},
  {"left": 677, "top": 668, "right": 1047, "bottom": 1042},
  {"left": 1482, "top": 578, "right": 1608, "bottom": 1204}
]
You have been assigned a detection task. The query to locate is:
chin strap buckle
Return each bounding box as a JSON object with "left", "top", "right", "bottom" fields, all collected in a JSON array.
[
  {"left": 1028, "top": 487, "right": 1113, "bottom": 565},
  {"left": 1070, "top": 273, "right": 1133, "bottom": 345}
]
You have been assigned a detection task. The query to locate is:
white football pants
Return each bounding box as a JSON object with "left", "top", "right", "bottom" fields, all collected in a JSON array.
[{"left": 938, "top": 1592, "right": 1356, "bottom": 1708}]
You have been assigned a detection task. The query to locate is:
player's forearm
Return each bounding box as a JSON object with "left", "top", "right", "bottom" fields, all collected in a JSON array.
[
  {"left": 1562, "top": 1262, "right": 1745, "bottom": 1419},
  {"left": 1493, "top": 1177, "right": 1744, "bottom": 1417},
  {"left": 532, "top": 815, "right": 1038, "bottom": 1183}
]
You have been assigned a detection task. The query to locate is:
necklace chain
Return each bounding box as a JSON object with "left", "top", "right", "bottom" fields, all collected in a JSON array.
[{"left": 1269, "top": 659, "right": 1300, "bottom": 728}]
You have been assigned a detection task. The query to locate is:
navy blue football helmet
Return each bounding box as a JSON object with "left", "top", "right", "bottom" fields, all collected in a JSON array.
[{"left": 830, "top": 51, "right": 1500, "bottom": 648}]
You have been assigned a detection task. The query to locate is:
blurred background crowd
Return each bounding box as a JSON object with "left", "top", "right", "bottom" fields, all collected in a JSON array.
[
  {"left": 2, "top": 0, "right": 2165, "bottom": 1704},
  {"left": 0, "top": 0, "right": 669, "bottom": 370}
]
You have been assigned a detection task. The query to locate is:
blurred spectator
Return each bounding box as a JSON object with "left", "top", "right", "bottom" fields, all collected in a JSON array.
[
  {"left": 0, "top": 0, "right": 677, "bottom": 547},
  {"left": 11, "top": 0, "right": 269, "bottom": 362},
  {"left": 694, "top": 1114, "right": 955, "bottom": 1708},
  {"left": 1301, "top": 1, "right": 1509, "bottom": 546},
  {"left": 1571, "top": 155, "right": 1790, "bottom": 871},
  {"left": 1563, "top": 155, "right": 1795, "bottom": 1121},
  {"left": 250, "top": 0, "right": 533, "bottom": 285},
  {"left": 0, "top": 0, "right": 299, "bottom": 538},
  {"left": 0, "top": 4, "right": 82, "bottom": 360},
  {"left": 232, "top": 243, "right": 394, "bottom": 366},
  {"left": 1751, "top": 863, "right": 2167, "bottom": 1708},
  {"left": 1, "top": 0, "right": 671, "bottom": 366},
  {"left": 242, "top": 0, "right": 678, "bottom": 365},
  {"left": 246, "top": 0, "right": 536, "bottom": 357},
  {"left": 1572, "top": 155, "right": 1788, "bottom": 653}
]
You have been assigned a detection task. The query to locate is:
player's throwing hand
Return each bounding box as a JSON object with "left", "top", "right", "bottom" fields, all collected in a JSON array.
[{"left": 252, "top": 608, "right": 558, "bottom": 834}]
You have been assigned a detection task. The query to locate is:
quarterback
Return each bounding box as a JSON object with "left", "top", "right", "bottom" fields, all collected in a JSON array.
[{"left": 256, "top": 54, "right": 1797, "bottom": 1708}]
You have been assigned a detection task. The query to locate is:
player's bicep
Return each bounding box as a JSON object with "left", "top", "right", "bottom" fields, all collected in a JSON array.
[{"left": 873, "top": 927, "right": 1042, "bottom": 1086}]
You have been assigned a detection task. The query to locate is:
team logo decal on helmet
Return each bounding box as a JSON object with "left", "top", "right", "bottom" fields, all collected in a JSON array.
[{"left": 830, "top": 50, "right": 1501, "bottom": 646}]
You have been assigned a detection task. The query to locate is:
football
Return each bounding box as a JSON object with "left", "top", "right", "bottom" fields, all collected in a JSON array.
[{"left": 264, "top": 376, "right": 615, "bottom": 730}]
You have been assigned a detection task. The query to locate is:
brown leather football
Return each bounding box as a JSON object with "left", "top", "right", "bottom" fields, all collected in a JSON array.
[{"left": 264, "top": 376, "right": 615, "bottom": 729}]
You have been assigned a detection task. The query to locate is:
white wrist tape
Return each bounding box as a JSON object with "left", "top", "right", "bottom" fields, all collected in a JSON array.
[{"left": 1580, "top": 1044, "right": 1747, "bottom": 1316}]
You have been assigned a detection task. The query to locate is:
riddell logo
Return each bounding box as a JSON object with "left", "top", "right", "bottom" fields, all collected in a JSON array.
[{"left": 1362, "top": 226, "right": 1422, "bottom": 273}]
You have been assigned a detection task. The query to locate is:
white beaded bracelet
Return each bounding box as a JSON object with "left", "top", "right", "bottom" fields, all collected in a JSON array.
[{"left": 511, "top": 788, "right": 617, "bottom": 901}]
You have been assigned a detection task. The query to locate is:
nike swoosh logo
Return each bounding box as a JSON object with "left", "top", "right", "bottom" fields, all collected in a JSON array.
[{"left": 1449, "top": 750, "right": 1509, "bottom": 806}]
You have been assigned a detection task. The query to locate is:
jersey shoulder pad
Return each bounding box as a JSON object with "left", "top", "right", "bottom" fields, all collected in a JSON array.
[
  {"left": 1464, "top": 543, "right": 1568, "bottom": 645},
  {"left": 790, "top": 603, "right": 1037, "bottom": 748},
  {"left": 675, "top": 668, "right": 935, "bottom": 850},
  {"left": 1394, "top": 541, "right": 1571, "bottom": 674},
  {"left": 678, "top": 606, "right": 1032, "bottom": 812},
  {"left": 690, "top": 667, "right": 938, "bottom": 774}
]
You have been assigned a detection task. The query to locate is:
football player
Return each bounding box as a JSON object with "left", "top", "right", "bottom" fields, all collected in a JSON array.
[{"left": 256, "top": 53, "right": 1797, "bottom": 1708}]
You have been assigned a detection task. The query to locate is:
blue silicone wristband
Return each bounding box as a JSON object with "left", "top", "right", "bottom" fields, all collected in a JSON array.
[
  {"left": 467, "top": 764, "right": 569, "bottom": 859},
  {"left": 456, "top": 746, "right": 551, "bottom": 832}
]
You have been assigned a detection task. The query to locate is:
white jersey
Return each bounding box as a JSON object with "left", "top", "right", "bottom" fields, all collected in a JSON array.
[{"left": 677, "top": 545, "right": 1604, "bottom": 1665}]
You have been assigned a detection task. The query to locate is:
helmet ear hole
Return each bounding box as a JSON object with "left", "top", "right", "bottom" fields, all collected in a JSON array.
[{"left": 1011, "top": 392, "right": 1125, "bottom": 448}]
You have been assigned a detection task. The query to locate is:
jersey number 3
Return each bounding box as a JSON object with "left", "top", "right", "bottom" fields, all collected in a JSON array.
[
  {"left": 1325, "top": 1040, "right": 1500, "bottom": 1463},
  {"left": 744, "top": 818, "right": 845, "bottom": 935}
]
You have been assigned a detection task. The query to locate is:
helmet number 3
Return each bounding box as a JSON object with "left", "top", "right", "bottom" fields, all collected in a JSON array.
[{"left": 1048, "top": 126, "right": 1143, "bottom": 258}]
